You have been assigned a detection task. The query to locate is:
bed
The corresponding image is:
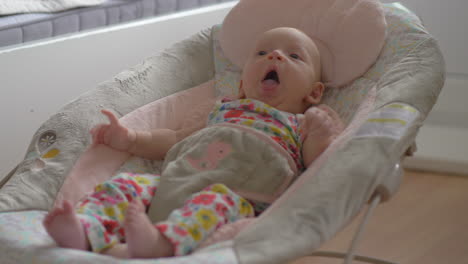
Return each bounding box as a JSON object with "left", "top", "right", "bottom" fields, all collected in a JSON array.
[{"left": 0, "top": 0, "right": 235, "bottom": 48}]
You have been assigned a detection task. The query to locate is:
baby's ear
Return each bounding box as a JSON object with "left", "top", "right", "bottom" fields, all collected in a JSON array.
[
  {"left": 238, "top": 80, "right": 246, "bottom": 99},
  {"left": 305, "top": 82, "right": 324, "bottom": 105}
]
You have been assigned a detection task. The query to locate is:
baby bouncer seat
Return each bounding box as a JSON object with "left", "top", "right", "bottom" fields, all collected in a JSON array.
[{"left": 0, "top": 1, "right": 445, "bottom": 264}]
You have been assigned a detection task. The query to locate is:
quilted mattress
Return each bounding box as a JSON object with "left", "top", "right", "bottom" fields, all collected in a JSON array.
[{"left": 0, "top": 0, "right": 235, "bottom": 48}]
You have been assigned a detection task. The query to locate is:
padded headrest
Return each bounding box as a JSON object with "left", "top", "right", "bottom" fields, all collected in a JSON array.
[{"left": 220, "top": 0, "right": 387, "bottom": 88}]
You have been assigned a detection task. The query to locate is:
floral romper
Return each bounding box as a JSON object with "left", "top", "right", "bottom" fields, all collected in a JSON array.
[{"left": 76, "top": 98, "right": 305, "bottom": 255}]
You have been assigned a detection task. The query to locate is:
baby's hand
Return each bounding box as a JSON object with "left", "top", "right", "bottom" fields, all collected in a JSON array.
[
  {"left": 300, "top": 105, "right": 344, "bottom": 143},
  {"left": 90, "top": 110, "right": 135, "bottom": 151}
]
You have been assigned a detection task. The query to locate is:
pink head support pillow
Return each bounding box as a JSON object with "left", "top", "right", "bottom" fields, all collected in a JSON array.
[{"left": 220, "top": 0, "right": 387, "bottom": 88}]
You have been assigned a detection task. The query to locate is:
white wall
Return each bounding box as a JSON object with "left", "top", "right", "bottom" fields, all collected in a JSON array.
[{"left": 0, "top": 3, "right": 236, "bottom": 178}]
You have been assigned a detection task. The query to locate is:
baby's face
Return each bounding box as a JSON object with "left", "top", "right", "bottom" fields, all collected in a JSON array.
[{"left": 240, "top": 27, "right": 324, "bottom": 114}]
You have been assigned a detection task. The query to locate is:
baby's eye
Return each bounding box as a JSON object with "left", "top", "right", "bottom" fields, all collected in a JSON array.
[
  {"left": 257, "top": 51, "right": 267, "bottom": 56},
  {"left": 290, "top": 53, "right": 300, "bottom": 59}
]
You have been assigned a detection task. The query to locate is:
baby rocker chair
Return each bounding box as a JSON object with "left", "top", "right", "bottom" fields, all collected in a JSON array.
[{"left": 0, "top": 1, "right": 445, "bottom": 264}]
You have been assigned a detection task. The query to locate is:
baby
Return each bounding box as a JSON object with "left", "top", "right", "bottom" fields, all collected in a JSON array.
[{"left": 43, "top": 27, "right": 343, "bottom": 258}]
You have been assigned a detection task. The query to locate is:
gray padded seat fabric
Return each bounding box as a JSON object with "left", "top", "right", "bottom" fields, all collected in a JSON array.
[{"left": 0, "top": 0, "right": 235, "bottom": 48}]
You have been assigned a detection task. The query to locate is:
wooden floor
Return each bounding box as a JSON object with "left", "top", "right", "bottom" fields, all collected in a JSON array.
[{"left": 290, "top": 170, "right": 468, "bottom": 264}]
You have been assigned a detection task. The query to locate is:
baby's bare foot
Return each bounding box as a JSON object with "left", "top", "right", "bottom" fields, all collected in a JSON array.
[
  {"left": 124, "top": 199, "right": 174, "bottom": 258},
  {"left": 43, "top": 200, "right": 89, "bottom": 250}
]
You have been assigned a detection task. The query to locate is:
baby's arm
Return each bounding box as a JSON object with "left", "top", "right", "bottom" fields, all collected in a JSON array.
[
  {"left": 301, "top": 105, "right": 344, "bottom": 168},
  {"left": 90, "top": 110, "right": 202, "bottom": 160},
  {"left": 128, "top": 123, "right": 203, "bottom": 160},
  {"left": 127, "top": 128, "right": 177, "bottom": 160}
]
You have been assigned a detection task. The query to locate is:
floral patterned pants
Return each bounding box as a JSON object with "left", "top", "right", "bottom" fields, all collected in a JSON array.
[{"left": 76, "top": 172, "right": 255, "bottom": 255}]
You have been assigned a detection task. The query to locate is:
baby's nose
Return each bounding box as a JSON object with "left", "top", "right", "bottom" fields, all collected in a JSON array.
[{"left": 268, "top": 50, "right": 284, "bottom": 61}]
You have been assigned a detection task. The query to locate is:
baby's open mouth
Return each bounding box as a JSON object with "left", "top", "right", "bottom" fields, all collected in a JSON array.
[
  {"left": 263, "top": 70, "right": 280, "bottom": 84},
  {"left": 261, "top": 69, "right": 280, "bottom": 94}
]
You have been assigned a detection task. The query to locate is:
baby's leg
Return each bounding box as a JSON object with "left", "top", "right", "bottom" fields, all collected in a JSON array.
[
  {"left": 125, "top": 183, "right": 255, "bottom": 258},
  {"left": 44, "top": 172, "right": 160, "bottom": 254},
  {"left": 124, "top": 199, "right": 174, "bottom": 258},
  {"left": 82, "top": 172, "right": 160, "bottom": 253},
  {"left": 43, "top": 200, "right": 89, "bottom": 250}
]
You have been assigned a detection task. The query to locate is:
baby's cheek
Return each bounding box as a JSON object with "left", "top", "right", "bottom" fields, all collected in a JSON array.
[{"left": 242, "top": 64, "right": 261, "bottom": 84}]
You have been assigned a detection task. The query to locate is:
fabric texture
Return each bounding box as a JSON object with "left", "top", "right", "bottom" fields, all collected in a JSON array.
[
  {"left": 58, "top": 81, "right": 216, "bottom": 209},
  {"left": 156, "top": 183, "right": 254, "bottom": 256},
  {"left": 77, "top": 172, "right": 159, "bottom": 252},
  {"left": 0, "top": 210, "right": 239, "bottom": 264},
  {"left": 220, "top": 0, "right": 387, "bottom": 88},
  {"left": 76, "top": 172, "right": 253, "bottom": 256},
  {"left": 147, "top": 125, "right": 296, "bottom": 222},
  {"left": 232, "top": 4, "right": 446, "bottom": 264},
  {"left": 0, "top": 28, "right": 215, "bottom": 213},
  {"left": 208, "top": 98, "right": 305, "bottom": 171}
]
